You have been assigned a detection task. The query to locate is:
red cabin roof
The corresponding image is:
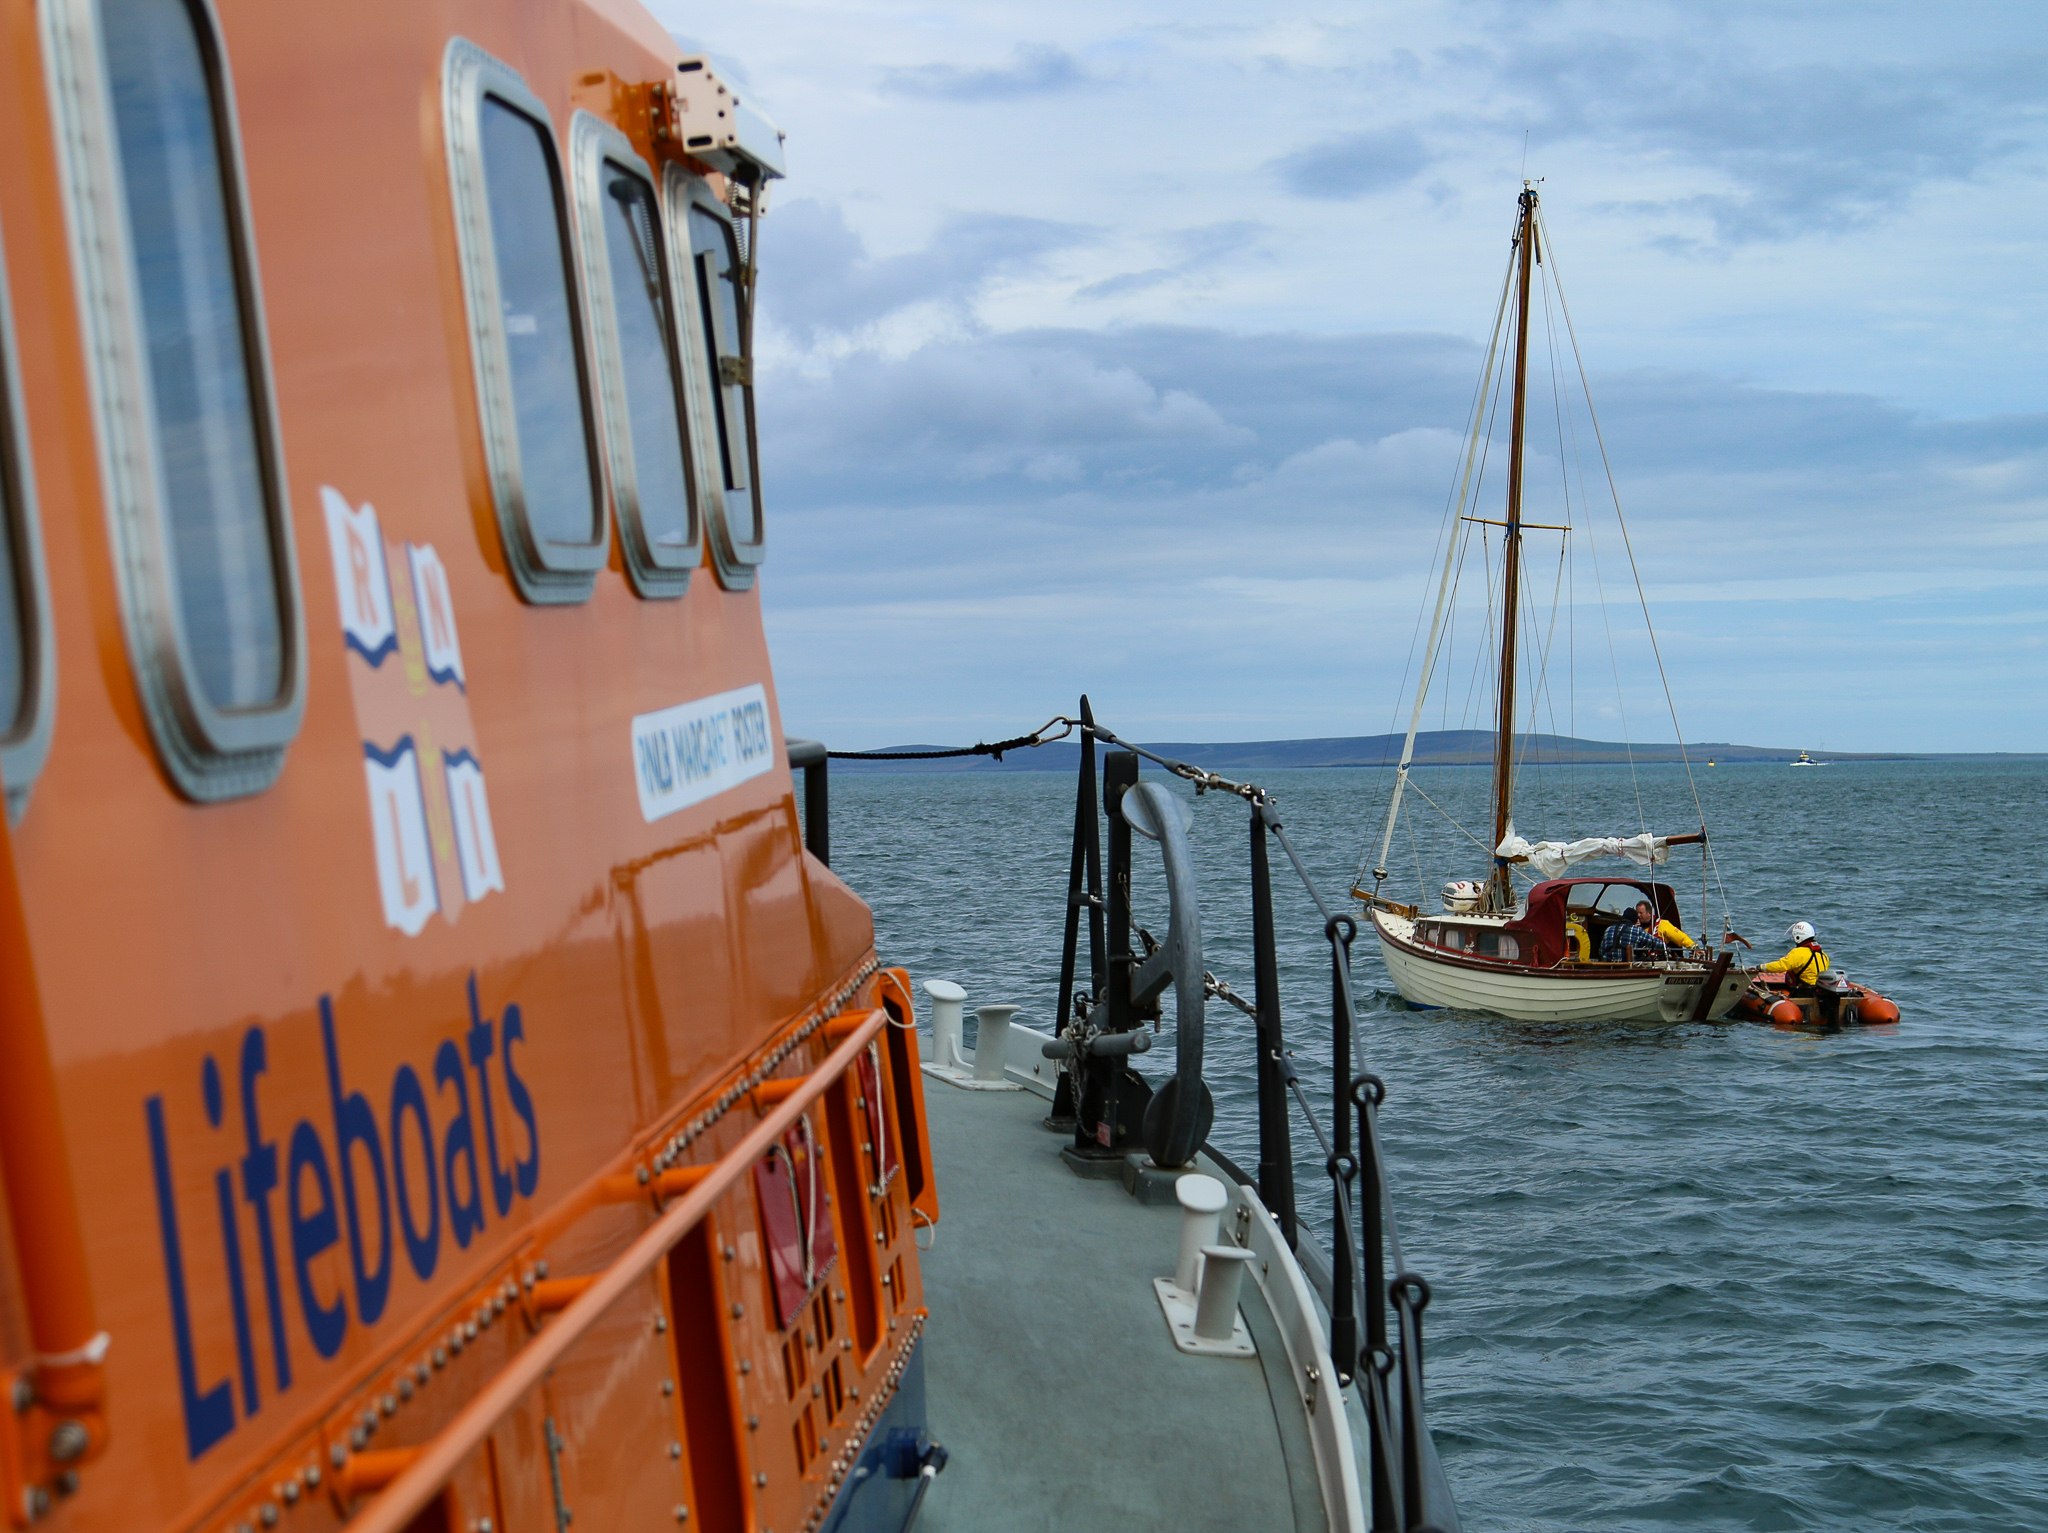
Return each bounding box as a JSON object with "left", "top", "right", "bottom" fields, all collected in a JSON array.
[{"left": 1509, "top": 877, "right": 1684, "bottom": 966}]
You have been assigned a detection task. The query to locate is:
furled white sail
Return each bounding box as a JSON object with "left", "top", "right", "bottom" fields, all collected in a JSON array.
[{"left": 1495, "top": 825, "right": 1669, "bottom": 880}]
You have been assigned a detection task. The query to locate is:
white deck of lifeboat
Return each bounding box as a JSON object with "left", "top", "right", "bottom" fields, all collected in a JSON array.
[
  {"left": 914, "top": 1039, "right": 1369, "bottom": 1533},
  {"left": 1370, "top": 909, "right": 1751, "bottom": 1024}
]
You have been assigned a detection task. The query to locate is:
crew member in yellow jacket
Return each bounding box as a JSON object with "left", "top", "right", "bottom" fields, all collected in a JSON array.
[
  {"left": 1761, "top": 921, "right": 1828, "bottom": 992},
  {"left": 1634, "top": 900, "right": 1698, "bottom": 950},
  {"left": 1570, "top": 900, "right": 1697, "bottom": 961}
]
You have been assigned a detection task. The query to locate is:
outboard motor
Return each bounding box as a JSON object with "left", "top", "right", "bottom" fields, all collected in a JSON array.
[
  {"left": 1441, "top": 879, "right": 1484, "bottom": 913},
  {"left": 1816, "top": 969, "right": 1855, "bottom": 1024}
]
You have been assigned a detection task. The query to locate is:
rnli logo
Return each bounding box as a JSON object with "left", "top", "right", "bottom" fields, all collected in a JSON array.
[
  {"left": 144, "top": 977, "right": 542, "bottom": 1460},
  {"left": 322, "top": 487, "right": 505, "bottom": 938}
]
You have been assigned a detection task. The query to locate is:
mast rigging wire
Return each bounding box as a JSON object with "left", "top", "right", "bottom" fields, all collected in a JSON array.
[
  {"left": 1355, "top": 195, "right": 1731, "bottom": 929},
  {"left": 1368, "top": 251, "right": 1523, "bottom": 797},
  {"left": 1535, "top": 206, "right": 1730, "bottom": 925},
  {"left": 1365, "top": 241, "right": 1518, "bottom": 889}
]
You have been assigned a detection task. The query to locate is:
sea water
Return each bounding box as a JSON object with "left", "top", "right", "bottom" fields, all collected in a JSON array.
[{"left": 826, "top": 756, "right": 2048, "bottom": 1532}]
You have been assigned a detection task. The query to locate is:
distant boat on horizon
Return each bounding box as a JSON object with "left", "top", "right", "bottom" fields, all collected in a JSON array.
[{"left": 1791, "top": 750, "right": 1827, "bottom": 766}]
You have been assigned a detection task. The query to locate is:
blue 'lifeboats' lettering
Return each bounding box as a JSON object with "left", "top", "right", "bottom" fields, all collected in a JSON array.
[
  {"left": 435, "top": 1037, "right": 486, "bottom": 1250},
  {"left": 288, "top": 1120, "right": 344, "bottom": 1360},
  {"left": 144, "top": 974, "right": 543, "bottom": 1461},
  {"left": 390, "top": 1065, "right": 438, "bottom": 1280},
  {"left": 238, "top": 1028, "right": 292, "bottom": 1397},
  {"left": 203, "top": 1055, "right": 259, "bottom": 1419},
  {"left": 323, "top": 997, "right": 392, "bottom": 1328},
  {"left": 630, "top": 683, "right": 775, "bottom": 822},
  {"left": 146, "top": 1095, "right": 234, "bottom": 1460},
  {"left": 466, "top": 975, "right": 514, "bottom": 1219}
]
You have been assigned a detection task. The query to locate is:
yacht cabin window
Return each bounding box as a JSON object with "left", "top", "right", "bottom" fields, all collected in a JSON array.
[
  {"left": 1418, "top": 923, "right": 1519, "bottom": 961},
  {"left": 1575, "top": 883, "right": 1650, "bottom": 917},
  {"left": 42, "top": 0, "right": 307, "bottom": 801}
]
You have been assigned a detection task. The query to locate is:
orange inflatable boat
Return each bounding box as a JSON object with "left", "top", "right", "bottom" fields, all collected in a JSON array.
[{"left": 1732, "top": 973, "right": 1902, "bottom": 1028}]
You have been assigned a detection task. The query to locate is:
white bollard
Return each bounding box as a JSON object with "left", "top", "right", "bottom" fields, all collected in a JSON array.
[
  {"left": 924, "top": 979, "right": 966, "bottom": 1071},
  {"left": 1193, "top": 1245, "right": 1256, "bottom": 1342},
  {"left": 972, "top": 1004, "right": 1020, "bottom": 1081},
  {"left": 1173, "top": 1174, "right": 1230, "bottom": 1294}
]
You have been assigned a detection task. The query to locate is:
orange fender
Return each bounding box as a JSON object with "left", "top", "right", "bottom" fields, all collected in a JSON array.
[
  {"left": 1853, "top": 993, "right": 1900, "bottom": 1025},
  {"left": 1768, "top": 999, "right": 1806, "bottom": 1025}
]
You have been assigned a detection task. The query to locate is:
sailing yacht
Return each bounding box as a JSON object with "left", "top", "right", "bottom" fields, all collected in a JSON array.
[{"left": 1354, "top": 185, "right": 1752, "bottom": 1024}]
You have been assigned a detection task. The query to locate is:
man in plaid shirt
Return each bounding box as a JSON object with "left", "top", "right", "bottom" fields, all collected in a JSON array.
[{"left": 1600, "top": 904, "right": 1672, "bottom": 962}]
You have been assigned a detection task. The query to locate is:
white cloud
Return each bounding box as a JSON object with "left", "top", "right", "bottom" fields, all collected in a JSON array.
[
  {"left": 645, "top": 0, "right": 2048, "bottom": 750},
  {"left": 1272, "top": 128, "right": 1435, "bottom": 200},
  {"left": 879, "top": 44, "right": 1093, "bottom": 102}
]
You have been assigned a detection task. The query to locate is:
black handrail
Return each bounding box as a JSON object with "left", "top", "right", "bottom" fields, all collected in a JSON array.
[
  {"left": 1051, "top": 695, "right": 1460, "bottom": 1533},
  {"left": 1248, "top": 809, "right": 1298, "bottom": 1246},
  {"left": 799, "top": 699, "right": 1459, "bottom": 1531},
  {"left": 786, "top": 737, "right": 830, "bottom": 865}
]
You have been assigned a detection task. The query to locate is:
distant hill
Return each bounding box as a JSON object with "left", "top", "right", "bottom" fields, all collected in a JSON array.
[{"left": 821, "top": 730, "right": 1923, "bottom": 773}]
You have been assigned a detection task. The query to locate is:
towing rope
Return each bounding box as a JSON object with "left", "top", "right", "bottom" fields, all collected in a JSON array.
[{"left": 826, "top": 715, "right": 1075, "bottom": 762}]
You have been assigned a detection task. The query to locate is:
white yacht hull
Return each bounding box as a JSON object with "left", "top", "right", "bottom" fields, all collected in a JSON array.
[{"left": 1370, "top": 910, "right": 1750, "bottom": 1024}]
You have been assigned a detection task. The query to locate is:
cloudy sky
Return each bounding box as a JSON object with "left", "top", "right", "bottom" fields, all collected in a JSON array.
[{"left": 652, "top": 0, "right": 2048, "bottom": 752}]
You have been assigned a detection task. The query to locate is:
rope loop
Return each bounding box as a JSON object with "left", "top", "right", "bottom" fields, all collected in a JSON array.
[
  {"left": 1350, "top": 1073, "right": 1386, "bottom": 1109},
  {"left": 1390, "top": 1272, "right": 1433, "bottom": 1312}
]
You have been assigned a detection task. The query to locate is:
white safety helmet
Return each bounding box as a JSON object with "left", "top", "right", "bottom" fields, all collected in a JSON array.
[{"left": 1787, "top": 921, "right": 1817, "bottom": 944}]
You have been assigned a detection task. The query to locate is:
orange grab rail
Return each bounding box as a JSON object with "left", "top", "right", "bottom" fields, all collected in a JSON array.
[
  {"left": 344, "top": 1007, "right": 891, "bottom": 1533},
  {"left": 0, "top": 804, "right": 110, "bottom": 1475}
]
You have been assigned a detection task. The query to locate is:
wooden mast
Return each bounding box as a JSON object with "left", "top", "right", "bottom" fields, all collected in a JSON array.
[{"left": 1490, "top": 184, "right": 1538, "bottom": 911}]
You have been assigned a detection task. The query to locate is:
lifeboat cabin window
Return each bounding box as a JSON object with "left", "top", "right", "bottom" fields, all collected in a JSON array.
[
  {"left": 677, "top": 180, "right": 765, "bottom": 590},
  {"left": 0, "top": 224, "right": 56, "bottom": 820},
  {"left": 43, "top": 0, "right": 306, "bottom": 801},
  {"left": 570, "top": 115, "right": 701, "bottom": 598},
  {"left": 444, "top": 42, "right": 608, "bottom": 604}
]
